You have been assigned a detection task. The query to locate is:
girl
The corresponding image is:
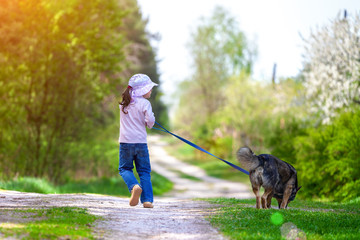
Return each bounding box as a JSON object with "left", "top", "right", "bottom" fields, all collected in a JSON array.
[{"left": 118, "top": 74, "right": 158, "bottom": 208}]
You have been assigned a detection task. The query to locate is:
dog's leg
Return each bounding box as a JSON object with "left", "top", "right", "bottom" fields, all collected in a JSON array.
[
  {"left": 266, "top": 192, "right": 274, "bottom": 209},
  {"left": 252, "top": 186, "right": 261, "bottom": 209},
  {"left": 280, "top": 185, "right": 293, "bottom": 209},
  {"left": 261, "top": 188, "right": 273, "bottom": 209},
  {"left": 276, "top": 198, "right": 282, "bottom": 209}
]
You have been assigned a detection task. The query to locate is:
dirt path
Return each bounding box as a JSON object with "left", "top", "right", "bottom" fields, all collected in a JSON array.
[
  {"left": 149, "top": 135, "right": 251, "bottom": 199},
  {"left": 0, "top": 135, "right": 251, "bottom": 239}
]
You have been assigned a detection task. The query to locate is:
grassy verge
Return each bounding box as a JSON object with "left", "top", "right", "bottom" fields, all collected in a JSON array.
[
  {"left": 205, "top": 198, "right": 360, "bottom": 240},
  {"left": 0, "top": 172, "right": 173, "bottom": 197},
  {"left": 0, "top": 207, "right": 98, "bottom": 240},
  {"left": 168, "top": 168, "right": 202, "bottom": 182},
  {"left": 162, "top": 135, "right": 249, "bottom": 183}
]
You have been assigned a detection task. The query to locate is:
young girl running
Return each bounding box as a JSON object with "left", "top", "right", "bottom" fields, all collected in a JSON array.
[{"left": 118, "top": 74, "right": 158, "bottom": 208}]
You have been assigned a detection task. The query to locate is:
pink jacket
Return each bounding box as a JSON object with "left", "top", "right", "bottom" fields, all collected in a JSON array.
[{"left": 119, "top": 97, "right": 155, "bottom": 143}]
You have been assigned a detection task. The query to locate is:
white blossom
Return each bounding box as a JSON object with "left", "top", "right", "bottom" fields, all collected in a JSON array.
[{"left": 302, "top": 11, "right": 360, "bottom": 123}]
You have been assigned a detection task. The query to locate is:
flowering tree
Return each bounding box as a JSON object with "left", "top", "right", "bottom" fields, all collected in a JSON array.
[{"left": 302, "top": 11, "right": 360, "bottom": 123}]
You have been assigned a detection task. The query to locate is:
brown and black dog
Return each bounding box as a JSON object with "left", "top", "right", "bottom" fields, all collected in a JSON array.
[{"left": 237, "top": 147, "right": 301, "bottom": 209}]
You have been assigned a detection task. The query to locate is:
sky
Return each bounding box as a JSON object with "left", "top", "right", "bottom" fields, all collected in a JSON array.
[{"left": 137, "top": 0, "right": 360, "bottom": 106}]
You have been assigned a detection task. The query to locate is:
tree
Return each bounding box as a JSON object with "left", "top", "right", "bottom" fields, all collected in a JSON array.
[
  {"left": 293, "top": 109, "right": 360, "bottom": 201},
  {"left": 0, "top": 0, "right": 168, "bottom": 182},
  {"left": 118, "top": 0, "right": 168, "bottom": 127},
  {"left": 0, "top": 0, "right": 126, "bottom": 182},
  {"left": 175, "top": 6, "right": 255, "bottom": 132},
  {"left": 302, "top": 11, "right": 360, "bottom": 123}
]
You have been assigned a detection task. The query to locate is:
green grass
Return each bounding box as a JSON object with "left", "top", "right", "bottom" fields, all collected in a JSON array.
[
  {"left": 0, "top": 207, "right": 98, "bottom": 240},
  {"left": 168, "top": 169, "right": 202, "bottom": 181},
  {"left": 163, "top": 135, "right": 249, "bottom": 183},
  {"left": 205, "top": 198, "right": 360, "bottom": 240},
  {"left": 0, "top": 173, "right": 173, "bottom": 197},
  {"left": 151, "top": 171, "right": 174, "bottom": 195}
]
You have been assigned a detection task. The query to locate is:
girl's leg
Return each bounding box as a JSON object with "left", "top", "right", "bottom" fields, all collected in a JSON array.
[
  {"left": 134, "top": 144, "right": 153, "bottom": 203},
  {"left": 119, "top": 143, "right": 139, "bottom": 192}
]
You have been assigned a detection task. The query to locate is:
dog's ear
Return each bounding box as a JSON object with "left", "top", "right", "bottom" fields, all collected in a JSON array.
[{"left": 296, "top": 186, "right": 302, "bottom": 192}]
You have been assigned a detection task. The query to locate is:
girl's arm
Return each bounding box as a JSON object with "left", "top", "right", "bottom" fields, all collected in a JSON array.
[{"left": 144, "top": 101, "right": 155, "bottom": 129}]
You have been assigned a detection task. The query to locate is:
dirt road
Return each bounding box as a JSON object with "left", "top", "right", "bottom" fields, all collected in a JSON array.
[{"left": 0, "top": 135, "right": 251, "bottom": 239}]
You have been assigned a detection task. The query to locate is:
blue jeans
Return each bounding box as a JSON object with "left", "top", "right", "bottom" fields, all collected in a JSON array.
[{"left": 119, "top": 143, "right": 153, "bottom": 203}]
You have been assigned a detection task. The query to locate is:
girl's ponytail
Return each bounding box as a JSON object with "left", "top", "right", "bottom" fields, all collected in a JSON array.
[{"left": 119, "top": 86, "right": 132, "bottom": 114}]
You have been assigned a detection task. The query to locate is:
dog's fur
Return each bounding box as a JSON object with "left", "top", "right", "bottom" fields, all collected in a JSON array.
[{"left": 237, "top": 147, "right": 301, "bottom": 209}]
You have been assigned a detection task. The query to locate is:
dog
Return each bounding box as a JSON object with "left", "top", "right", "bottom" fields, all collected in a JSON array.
[{"left": 237, "top": 147, "right": 301, "bottom": 209}]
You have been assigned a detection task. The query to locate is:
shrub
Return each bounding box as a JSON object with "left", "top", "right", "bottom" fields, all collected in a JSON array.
[{"left": 294, "top": 109, "right": 360, "bottom": 201}]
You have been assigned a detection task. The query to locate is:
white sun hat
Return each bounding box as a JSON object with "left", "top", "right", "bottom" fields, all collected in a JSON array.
[{"left": 128, "top": 74, "right": 158, "bottom": 98}]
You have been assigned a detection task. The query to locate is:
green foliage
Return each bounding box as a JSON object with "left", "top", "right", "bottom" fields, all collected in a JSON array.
[
  {"left": 175, "top": 6, "right": 255, "bottom": 133},
  {"left": 175, "top": 73, "right": 306, "bottom": 163},
  {"left": 293, "top": 109, "right": 360, "bottom": 202},
  {"left": 151, "top": 171, "right": 174, "bottom": 196},
  {"left": 206, "top": 198, "right": 360, "bottom": 240},
  {"left": 60, "top": 173, "right": 172, "bottom": 197},
  {"left": 58, "top": 177, "right": 130, "bottom": 196},
  {"left": 0, "top": 0, "right": 168, "bottom": 184},
  {"left": 0, "top": 207, "right": 98, "bottom": 239},
  {"left": 265, "top": 116, "right": 309, "bottom": 165},
  {"left": 0, "top": 177, "right": 56, "bottom": 194},
  {"left": 263, "top": 109, "right": 360, "bottom": 201},
  {"left": 0, "top": 0, "right": 126, "bottom": 182},
  {"left": 0, "top": 174, "right": 173, "bottom": 197}
]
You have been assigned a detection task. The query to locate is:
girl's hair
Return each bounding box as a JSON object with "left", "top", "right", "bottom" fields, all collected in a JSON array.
[{"left": 119, "top": 87, "right": 132, "bottom": 114}]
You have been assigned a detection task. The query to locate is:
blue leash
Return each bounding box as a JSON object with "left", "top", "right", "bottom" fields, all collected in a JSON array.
[{"left": 152, "top": 121, "right": 249, "bottom": 175}]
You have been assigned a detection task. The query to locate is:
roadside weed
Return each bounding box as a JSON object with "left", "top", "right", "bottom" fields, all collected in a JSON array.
[{"left": 0, "top": 207, "right": 98, "bottom": 240}]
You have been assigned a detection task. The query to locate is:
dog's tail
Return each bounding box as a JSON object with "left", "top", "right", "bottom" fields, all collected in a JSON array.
[{"left": 236, "top": 147, "right": 260, "bottom": 171}]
